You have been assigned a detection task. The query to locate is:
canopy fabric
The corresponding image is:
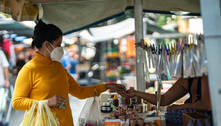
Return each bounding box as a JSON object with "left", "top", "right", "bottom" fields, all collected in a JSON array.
[
  {"left": 79, "top": 18, "right": 135, "bottom": 43},
  {"left": 0, "top": 19, "right": 34, "bottom": 37},
  {"left": 41, "top": 0, "right": 200, "bottom": 33},
  {"left": 0, "top": 0, "right": 200, "bottom": 33},
  {"left": 143, "top": 0, "right": 200, "bottom": 14},
  {"left": 41, "top": 0, "right": 128, "bottom": 34},
  {"left": 0, "top": 0, "right": 38, "bottom": 21},
  {"left": 75, "top": 18, "right": 174, "bottom": 43}
]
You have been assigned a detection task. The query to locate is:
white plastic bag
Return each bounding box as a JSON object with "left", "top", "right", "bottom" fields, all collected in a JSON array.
[
  {"left": 0, "top": 88, "right": 8, "bottom": 112},
  {"left": 198, "top": 37, "right": 208, "bottom": 76},
  {"left": 79, "top": 97, "right": 102, "bottom": 126},
  {"left": 173, "top": 41, "right": 183, "bottom": 78},
  {"left": 20, "top": 100, "right": 59, "bottom": 126}
]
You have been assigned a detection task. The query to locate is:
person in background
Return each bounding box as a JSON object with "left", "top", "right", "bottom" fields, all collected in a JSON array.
[
  {"left": 12, "top": 20, "right": 126, "bottom": 126},
  {"left": 0, "top": 48, "right": 10, "bottom": 88},
  {"left": 2, "top": 34, "right": 12, "bottom": 61},
  {"left": 16, "top": 53, "right": 26, "bottom": 73},
  {"left": 61, "top": 51, "right": 72, "bottom": 73},
  {"left": 70, "top": 52, "right": 78, "bottom": 79}
]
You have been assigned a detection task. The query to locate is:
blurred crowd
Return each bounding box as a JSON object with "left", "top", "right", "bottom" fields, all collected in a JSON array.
[
  {"left": 61, "top": 51, "right": 79, "bottom": 79},
  {"left": 0, "top": 34, "right": 35, "bottom": 88},
  {"left": 0, "top": 34, "right": 80, "bottom": 88}
]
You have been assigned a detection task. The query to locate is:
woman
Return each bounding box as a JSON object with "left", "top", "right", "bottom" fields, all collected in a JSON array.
[
  {"left": 127, "top": 75, "right": 212, "bottom": 111},
  {"left": 12, "top": 20, "right": 125, "bottom": 126}
]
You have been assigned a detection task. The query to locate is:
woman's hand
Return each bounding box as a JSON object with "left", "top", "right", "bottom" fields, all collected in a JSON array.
[
  {"left": 106, "top": 84, "right": 127, "bottom": 97},
  {"left": 47, "top": 95, "right": 66, "bottom": 108}
]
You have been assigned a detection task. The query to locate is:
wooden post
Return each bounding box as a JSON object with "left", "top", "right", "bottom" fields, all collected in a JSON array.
[{"left": 134, "top": 0, "right": 145, "bottom": 91}]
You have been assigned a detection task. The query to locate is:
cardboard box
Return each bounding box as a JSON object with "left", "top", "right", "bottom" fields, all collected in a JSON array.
[
  {"left": 182, "top": 112, "right": 211, "bottom": 126},
  {"left": 104, "top": 119, "right": 121, "bottom": 126}
]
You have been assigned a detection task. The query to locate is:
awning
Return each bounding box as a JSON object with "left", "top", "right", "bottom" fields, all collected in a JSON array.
[
  {"left": 40, "top": 0, "right": 200, "bottom": 33},
  {"left": 78, "top": 18, "right": 174, "bottom": 43},
  {"left": 0, "top": 0, "right": 200, "bottom": 33},
  {"left": 0, "top": 18, "right": 34, "bottom": 37},
  {"left": 79, "top": 18, "right": 135, "bottom": 43}
]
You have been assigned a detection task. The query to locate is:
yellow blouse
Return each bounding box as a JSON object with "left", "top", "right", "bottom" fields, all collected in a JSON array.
[{"left": 12, "top": 53, "right": 106, "bottom": 126}]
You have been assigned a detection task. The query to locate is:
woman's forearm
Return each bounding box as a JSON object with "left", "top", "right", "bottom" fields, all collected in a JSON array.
[
  {"left": 134, "top": 91, "right": 158, "bottom": 105},
  {"left": 12, "top": 97, "right": 34, "bottom": 110},
  {"left": 134, "top": 91, "right": 171, "bottom": 106},
  {"left": 169, "top": 101, "right": 211, "bottom": 111}
]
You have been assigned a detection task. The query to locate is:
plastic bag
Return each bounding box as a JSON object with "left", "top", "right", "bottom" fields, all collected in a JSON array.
[
  {"left": 20, "top": 100, "right": 59, "bottom": 126},
  {"left": 160, "top": 45, "right": 172, "bottom": 80},
  {"left": 143, "top": 51, "right": 150, "bottom": 83},
  {"left": 79, "top": 97, "right": 102, "bottom": 126},
  {"left": 156, "top": 48, "right": 167, "bottom": 80},
  {"left": 183, "top": 37, "right": 195, "bottom": 78},
  {"left": 173, "top": 40, "right": 183, "bottom": 78},
  {"left": 183, "top": 35, "right": 203, "bottom": 78},
  {"left": 0, "top": 88, "right": 8, "bottom": 112},
  {"left": 198, "top": 37, "right": 208, "bottom": 76},
  {"left": 192, "top": 45, "right": 201, "bottom": 77}
]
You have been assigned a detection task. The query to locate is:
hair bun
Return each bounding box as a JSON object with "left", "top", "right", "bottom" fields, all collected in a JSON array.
[{"left": 34, "top": 20, "right": 48, "bottom": 33}]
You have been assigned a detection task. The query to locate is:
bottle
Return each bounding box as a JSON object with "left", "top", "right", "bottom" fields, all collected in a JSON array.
[{"left": 113, "top": 94, "right": 119, "bottom": 107}]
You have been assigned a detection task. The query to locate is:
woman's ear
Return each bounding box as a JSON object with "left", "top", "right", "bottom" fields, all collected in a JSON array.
[
  {"left": 41, "top": 41, "right": 51, "bottom": 51},
  {"left": 41, "top": 41, "right": 48, "bottom": 49}
]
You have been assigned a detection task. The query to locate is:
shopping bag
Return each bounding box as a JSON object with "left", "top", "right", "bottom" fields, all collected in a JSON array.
[
  {"left": 20, "top": 100, "right": 59, "bottom": 126},
  {"left": 198, "top": 38, "right": 208, "bottom": 76},
  {"left": 79, "top": 97, "right": 102, "bottom": 126},
  {"left": 0, "top": 88, "right": 8, "bottom": 112},
  {"left": 173, "top": 41, "right": 182, "bottom": 78}
]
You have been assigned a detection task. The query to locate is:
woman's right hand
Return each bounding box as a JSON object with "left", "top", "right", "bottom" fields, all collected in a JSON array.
[{"left": 47, "top": 95, "right": 66, "bottom": 108}]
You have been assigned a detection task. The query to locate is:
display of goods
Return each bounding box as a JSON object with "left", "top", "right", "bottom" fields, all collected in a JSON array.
[
  {"left": 109, "top": 106, "right": 139, "bottom": 121},
  {"left": 106, "top": 52, "right": 120, "bottom": 58},
  {"left": 104, "top": 119, "right": 121, "bottom": 126},
  {"left": 140, "top": 34, "right": 207, "bottom": 79},
  {"left": 183, "top": 112, "right": 212, "bottom": 126},
  {"left": 166, "top": 109, "right": 212, "bottom": 126}
]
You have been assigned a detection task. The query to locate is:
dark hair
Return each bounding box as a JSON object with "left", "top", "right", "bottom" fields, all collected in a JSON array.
[
  {"left": 32, "top": 20, "right": 62, "bottom": 49},
  {"left": 0, "top": 35, "right": 3, "bottom": 45}
]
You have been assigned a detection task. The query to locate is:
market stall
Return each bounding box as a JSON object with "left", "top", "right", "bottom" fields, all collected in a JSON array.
[{"left": 76, "top": 32, "right": 212, "bottom": 126}]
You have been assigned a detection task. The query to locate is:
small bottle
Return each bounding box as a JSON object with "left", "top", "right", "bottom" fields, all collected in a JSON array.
[{"left": 113, "top": 94, "right": 119, "bottom": 107}]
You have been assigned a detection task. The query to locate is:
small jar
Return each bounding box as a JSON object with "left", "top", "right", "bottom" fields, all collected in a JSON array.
[
  {"left": 129, "top": 119, "right": 137, "bottom": 126},
  {"left": 113, "top": 94, "right": 119, "bottom": 107},
  {"left": 137, "top": 118, "right": 144, "bottom": 126},
  {"left": 121, "top": 97, "right": 130, "bottom": 105}
]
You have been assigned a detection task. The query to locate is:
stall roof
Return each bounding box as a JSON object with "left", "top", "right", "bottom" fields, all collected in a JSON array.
[
  {"left": 0, "top": 18, "right": 34, "bottom": 37},
  {"left": 39, "top": 0, "right": 200, "bottom": 34},
  {"left": 1, "top": 0, "right": 200, "bottom": 34},
  {"left": 77, "top": 18, "right": 174, "bottom": 43}
]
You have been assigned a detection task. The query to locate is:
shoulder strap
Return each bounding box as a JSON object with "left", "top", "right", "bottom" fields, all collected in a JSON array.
[{"left": 196, "top": 77, "right": 202, "bottom": 101}]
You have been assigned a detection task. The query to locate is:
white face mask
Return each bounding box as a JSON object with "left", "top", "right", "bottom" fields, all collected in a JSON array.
[{"left": 47, "top": 42, "right": 64, "bottom": 62}]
